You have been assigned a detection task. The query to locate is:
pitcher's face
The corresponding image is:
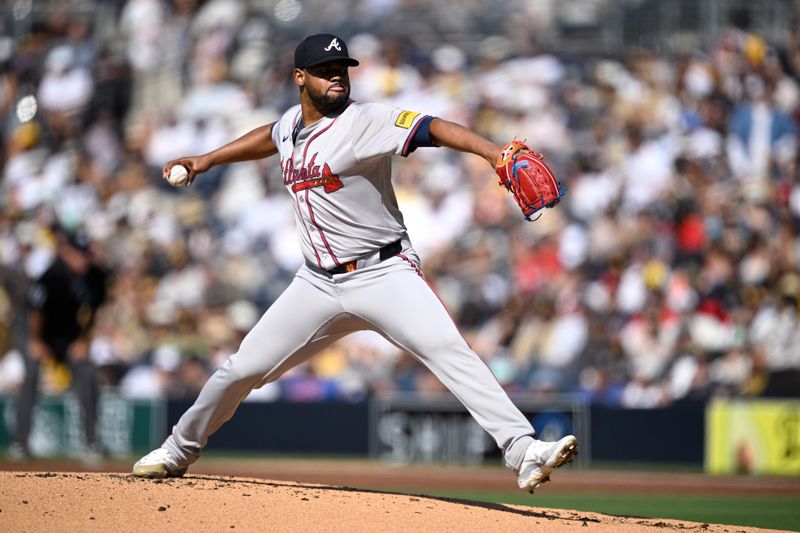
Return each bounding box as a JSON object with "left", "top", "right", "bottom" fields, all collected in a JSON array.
[{"left": 297, "top": 60, "right": 351, "bottom": 113}]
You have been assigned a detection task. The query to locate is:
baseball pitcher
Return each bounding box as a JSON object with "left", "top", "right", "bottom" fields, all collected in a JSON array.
[{"left": 132, "top": 33, "right": 575, "bottom": 493}]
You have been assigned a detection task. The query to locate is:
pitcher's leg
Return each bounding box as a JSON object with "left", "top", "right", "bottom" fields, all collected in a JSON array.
[
  {"left": 343, "top": 260, "right": 534, "bottom": 471},
  {"left": 163, "top": 273, "right": 346, "bottom": 465}
]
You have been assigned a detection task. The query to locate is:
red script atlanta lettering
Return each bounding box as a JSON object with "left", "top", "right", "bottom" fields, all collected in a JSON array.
[{"left": 281, "top": 153, "right": 343, "bottom": 193}]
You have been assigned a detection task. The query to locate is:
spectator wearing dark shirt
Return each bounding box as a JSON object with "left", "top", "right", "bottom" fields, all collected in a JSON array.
[{"left": 10, "top": 228, "right": 108, "bottom": 460}]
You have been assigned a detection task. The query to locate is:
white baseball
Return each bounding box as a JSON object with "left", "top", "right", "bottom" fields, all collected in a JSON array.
[{"left": 168, "top": 165, "right": 190, "bottom": 187}]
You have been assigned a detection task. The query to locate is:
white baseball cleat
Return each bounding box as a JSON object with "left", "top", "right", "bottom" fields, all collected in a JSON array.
[
  {"left": 517, "top": 435, "right": 578, "bottom": 493},
  {"left": 132, "top": 447, "right": 188, "bottom": 479}
]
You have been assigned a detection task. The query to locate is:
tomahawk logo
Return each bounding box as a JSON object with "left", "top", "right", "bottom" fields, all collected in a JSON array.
[{"left": 324, "top": 38, "right": 341, "bottom": 52}]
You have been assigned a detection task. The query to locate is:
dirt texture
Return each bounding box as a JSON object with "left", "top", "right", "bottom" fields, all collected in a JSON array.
[
  {"left": 180, "top": 457, "right": 800, "bottom": 496},
  {"left": 0, "top": 471, "right": 792, "bottom": 533},
  {"left": 4, "top": 457, "right": 799, "bottom": 496}
]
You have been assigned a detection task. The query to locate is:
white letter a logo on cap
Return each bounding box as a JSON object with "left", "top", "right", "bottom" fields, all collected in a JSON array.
[{"left": 324, "top": 38, "right": 341, "bottom": 52}]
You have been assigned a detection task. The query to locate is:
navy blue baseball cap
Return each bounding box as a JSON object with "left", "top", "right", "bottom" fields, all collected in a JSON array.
[{"left": 294, "top": 33, "right": 359, "bottom": 69}]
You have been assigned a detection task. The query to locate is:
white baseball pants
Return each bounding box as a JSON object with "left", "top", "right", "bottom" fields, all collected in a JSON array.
[{"left": 163, "top": 244, "right": 535, "bottom": 471}]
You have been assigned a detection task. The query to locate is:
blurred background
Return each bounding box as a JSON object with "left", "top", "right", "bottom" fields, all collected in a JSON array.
[{"left": 0, "top": 0, "right": 798, "bottom": 483}]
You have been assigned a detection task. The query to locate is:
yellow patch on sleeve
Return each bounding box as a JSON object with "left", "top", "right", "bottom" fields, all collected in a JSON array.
[{"left": 394, "top": 110, "right": 420, "bottom": 129}]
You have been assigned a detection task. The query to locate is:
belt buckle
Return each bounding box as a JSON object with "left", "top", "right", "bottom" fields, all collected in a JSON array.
[{"left": 344, "top": 261, "right": 357, "bottom": 273}]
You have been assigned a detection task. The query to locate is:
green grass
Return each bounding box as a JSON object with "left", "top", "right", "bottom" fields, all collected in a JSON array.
[{"left": 407, "top": 490, "right": 800, "bottom": 532}]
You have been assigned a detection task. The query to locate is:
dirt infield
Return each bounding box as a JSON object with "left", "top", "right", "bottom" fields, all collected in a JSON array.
[
  {"left": 0, "top": 471, "right": 792, "bottom": 533},
  {"left": 186, "top": 456, "right": 800, "bottom": 496},
  {"left": 2, "top": 456, "right": 799, "bottom": 496}
]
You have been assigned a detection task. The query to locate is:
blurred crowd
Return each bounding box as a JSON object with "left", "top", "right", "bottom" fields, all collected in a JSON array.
[{"left": 0, "top": 0, "right": 799, "bottom": 408}]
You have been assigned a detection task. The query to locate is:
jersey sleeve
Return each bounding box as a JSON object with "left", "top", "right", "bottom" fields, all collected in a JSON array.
[
  {"left": 352, "top": 103, "right": 429, "bottom": 161},
  {"left": 270, "top": 117, "right": 282, "bottom": 147},
  {"left": 271, "top": 105, "right": 301, "bottom": 150}
]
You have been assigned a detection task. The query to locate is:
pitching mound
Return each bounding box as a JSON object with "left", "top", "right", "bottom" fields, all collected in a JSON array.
[{"left": 0, "top": 472, "right": 785, "bottom": 532}]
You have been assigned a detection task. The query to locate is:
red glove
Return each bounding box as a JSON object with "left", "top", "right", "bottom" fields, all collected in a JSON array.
[{"left": 495, "top": 140, "right": 565, "bottom": 221}]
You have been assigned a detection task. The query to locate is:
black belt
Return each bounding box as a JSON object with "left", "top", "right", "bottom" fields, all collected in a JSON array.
[{"left": 327, "top": 239, "right": 402, "bottom": 274}]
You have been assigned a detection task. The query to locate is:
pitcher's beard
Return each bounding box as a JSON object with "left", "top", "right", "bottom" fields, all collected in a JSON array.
[{"left": 308, "top": 85, "right": 349, "bottom": 115}]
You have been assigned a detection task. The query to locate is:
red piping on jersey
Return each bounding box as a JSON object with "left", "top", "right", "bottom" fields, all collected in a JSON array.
[
  {"left": 287, "top": 111, "right": 323, "bottom": 267},
  {"left": 285, "top": 153, "right": 322, "bottom": 266},
  {"left": 295, "top": 187, "right": 322, "bottom": 267},
  {"left": 304, "top": 189, "right": 339, "bottom": 266},
  {"left": 298, "top": 102, "right": 353, "bottom": 267},
  {"left": 301, "top": 101, "right": 354, "bottom": 162},
  {"left": 400, "top": 114, "right": 430, "bottom": 157}
]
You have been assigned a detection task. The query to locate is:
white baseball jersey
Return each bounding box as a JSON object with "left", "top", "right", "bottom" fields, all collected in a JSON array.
[{"left": 271, "top": 101, "right": 429, "bottom": 270}]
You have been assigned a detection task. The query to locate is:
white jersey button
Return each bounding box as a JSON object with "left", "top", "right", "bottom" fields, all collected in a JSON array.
[
  {"left": 299, "top": 196, "right": 305, "bottom": 203},
  {"left": 309, "top": 225, "right": 317, "bottom": 232}
]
